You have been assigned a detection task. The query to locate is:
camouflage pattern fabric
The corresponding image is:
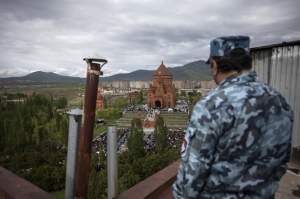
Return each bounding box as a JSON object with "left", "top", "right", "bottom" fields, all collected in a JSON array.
[{"left": 172, "top": 71, "right": 293, "bottom": 199}]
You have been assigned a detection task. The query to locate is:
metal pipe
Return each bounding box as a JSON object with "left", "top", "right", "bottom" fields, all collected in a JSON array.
[
  {"left": 107, "top": 126, "right": 118, "bottom": 199},
  {"left": 75, "top": 58, "right": 107, "bottom": 199},
  {"left": 65, "top": 108, "right": 82, "bottom": 199}
]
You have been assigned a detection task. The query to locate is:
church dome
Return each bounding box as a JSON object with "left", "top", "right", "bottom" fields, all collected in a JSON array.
[{"left": 154, "top": 61, "right": 172, "bottom": 77}]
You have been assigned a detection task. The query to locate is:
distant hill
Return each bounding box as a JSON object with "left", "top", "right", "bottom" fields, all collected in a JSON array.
[
  {"left": 0, "top": 71, "right": 84, "bottom": 85},
  {"left": 103, "top": 60, "right": 211, "bottom": 81},
  {"left": 0, "top": 60, "right": 211, "bottom": 85}
]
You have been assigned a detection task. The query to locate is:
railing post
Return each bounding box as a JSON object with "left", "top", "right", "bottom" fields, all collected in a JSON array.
[
  {"left": 107, "top": 126, "right": 118, "bottom": 199},
  {"left": 65, "top": 108, "right": 82, "bottom": 199}
]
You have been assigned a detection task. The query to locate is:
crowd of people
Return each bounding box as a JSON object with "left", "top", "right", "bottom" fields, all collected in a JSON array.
[
  {"left": 167, "top": 129, "right": 185, "bottom": 148},
  {"left": 92, "top": 128, "right": 130, "bottom": 156},
  {"left": 92, "top": 128, "right": 185, "bottom": 156},
  {"left": 123, "top": 100, "right": 189, "bottom": 114}
]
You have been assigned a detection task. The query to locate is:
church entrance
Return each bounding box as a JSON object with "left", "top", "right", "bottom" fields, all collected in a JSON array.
[{"left": 155, "top": 100, "right": 161, "bottom": 108}]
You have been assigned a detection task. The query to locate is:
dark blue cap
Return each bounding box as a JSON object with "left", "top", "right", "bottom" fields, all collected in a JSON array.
[{"left": 207, "top": 35, "right": 250, "bottom": 63}]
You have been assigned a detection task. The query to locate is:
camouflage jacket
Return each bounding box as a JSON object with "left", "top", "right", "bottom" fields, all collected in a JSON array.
[{"left": 173, "top": 71, "right": 293, "bottom": 199}]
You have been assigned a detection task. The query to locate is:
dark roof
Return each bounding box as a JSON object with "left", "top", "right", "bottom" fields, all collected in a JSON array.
[{"left": 251, "top": 40, "right": 300, "bottom": 51}]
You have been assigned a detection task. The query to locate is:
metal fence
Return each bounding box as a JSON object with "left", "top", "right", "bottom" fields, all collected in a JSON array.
[{"left": 251, "top": 40, "right": 300, "bottom": 148}]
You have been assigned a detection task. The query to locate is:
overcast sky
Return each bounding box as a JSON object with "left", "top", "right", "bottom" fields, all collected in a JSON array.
[{"left": 0, "top": 0, "right": 300, "bottom": 77}]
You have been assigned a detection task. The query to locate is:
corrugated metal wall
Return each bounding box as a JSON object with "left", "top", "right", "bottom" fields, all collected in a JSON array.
[{"left": 251, "top": 43, "right": 300, "bottom": 147}]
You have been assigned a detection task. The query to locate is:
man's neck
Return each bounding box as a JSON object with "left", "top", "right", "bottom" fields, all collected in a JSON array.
[{"left": 216, "top": 71, "right": 239, "bottom": 85}]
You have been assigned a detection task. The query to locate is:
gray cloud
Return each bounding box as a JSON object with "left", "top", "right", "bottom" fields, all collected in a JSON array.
[{"left": 0, "top": 0, "right": 300, "bottom": 77}]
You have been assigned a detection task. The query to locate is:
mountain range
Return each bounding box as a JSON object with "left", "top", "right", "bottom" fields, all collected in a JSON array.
[
  {"left": 0, "top": 60, "right": 211, "bottom": 85},
  {"left": 0, "top": 71, "right": 85, "bottom": 85},
  {"left": 103, "top": 60, "right": 211, "bottom": 81}
]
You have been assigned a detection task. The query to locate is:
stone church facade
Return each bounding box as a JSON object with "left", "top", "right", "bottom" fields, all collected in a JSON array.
[{"left": 147, "top": 61, "right": 176, "bottom": 108}]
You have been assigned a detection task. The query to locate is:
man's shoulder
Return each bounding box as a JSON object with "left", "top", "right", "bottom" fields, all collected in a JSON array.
[
  {"left": 197, "top": 79, "right": 289, "bottom": 115},
  {"left": 205, "top": 79, "right": 280, "bottom": 102},
  {"left": 199, "top": 84, "right": 243, "bottom": 110},
  {"left": 192, "top": 87, "right": 235, "bottom": 121},
  {"left": 195, "top": 76, "right": 291, "bottom": 115}
]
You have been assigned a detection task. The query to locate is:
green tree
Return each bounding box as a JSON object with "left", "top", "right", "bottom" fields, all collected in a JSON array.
[
  {"left": 127, "top": 118, "right": 145, "bottom": 160},
  {"left": 112, "top": 97, "right": 128, "bottom": 109},
  {"left": 188, "top": 91, "right": 202, "bottom": 106},
  {"left": 119, "top": 169, "right": 141, "bottom": 192},
  {"left": 0, "top": 93, "right": 67, "bottom": 192},
  {"left": 154, "top": 116, "right": 168, "bottom": 152},
  {"left": 138, "top": 91, "right": 144, "bottom": 104},
  {"left": 88, "top": 153, "right": 107, "bottom": 199},
  {"left": 56, "top": 97, "right": 68, "bottom": 109},
  {"left": 180, "top": 90, "right": 186, "bottom": 97}
]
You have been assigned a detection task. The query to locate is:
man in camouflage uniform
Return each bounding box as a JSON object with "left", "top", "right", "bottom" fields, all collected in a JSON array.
[{"left": 173, "top": 36, "right": 293, "bottom": 199}]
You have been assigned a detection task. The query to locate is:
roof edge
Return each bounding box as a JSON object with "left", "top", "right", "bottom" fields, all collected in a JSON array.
[{"left": 251, "top": 40, "right": 300, "bottom": 51}]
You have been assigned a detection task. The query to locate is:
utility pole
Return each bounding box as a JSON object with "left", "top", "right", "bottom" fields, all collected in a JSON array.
[{"left": 75, "top": 58, "right": 107, "bottom": 199}]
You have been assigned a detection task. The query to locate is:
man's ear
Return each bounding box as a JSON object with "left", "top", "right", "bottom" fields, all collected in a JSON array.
[{"left": 211, "top": 59, "right": 218, "bottom": 76}]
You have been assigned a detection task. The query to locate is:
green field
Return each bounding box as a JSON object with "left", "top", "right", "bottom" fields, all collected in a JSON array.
[{"left": 1, "top": 84, "right": 84, "bottom": 101}]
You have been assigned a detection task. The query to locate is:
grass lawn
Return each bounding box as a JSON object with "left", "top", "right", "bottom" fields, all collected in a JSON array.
[
  {"left": 69, "top": 96, "right": 83, "bottom": 108},
  {"left": 94, "top": 125, "right": 107, "bottom": 138}
]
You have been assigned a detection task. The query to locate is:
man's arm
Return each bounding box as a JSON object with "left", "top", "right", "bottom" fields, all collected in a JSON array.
[{"left": 172, "top": 102, "right": 220, "bottom": 199}]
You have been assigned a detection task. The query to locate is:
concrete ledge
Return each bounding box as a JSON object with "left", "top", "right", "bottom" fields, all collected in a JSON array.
[
  {"left": 117, "top": 160, "right": 180, "bottom": 199},
  {"left": 117, "top": 160, "right": 300, "bottom": 199},
  {"left": 276, "top": 170, "right": 300, "bottom": 199},
  {"left": 0, "top": 166, "right": 54, "bottom": 199}
]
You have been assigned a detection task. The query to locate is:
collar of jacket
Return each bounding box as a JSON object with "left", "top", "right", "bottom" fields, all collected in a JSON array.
[{"left": 218, "top": 70, "right": 257, "bottom": 89}]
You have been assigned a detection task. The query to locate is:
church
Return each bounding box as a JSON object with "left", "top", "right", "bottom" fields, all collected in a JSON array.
[{"left": 147, "top": 61, "right": 176, "bottom": 108}]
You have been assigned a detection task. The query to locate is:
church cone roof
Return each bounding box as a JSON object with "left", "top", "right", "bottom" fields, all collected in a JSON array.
[{"left": 154, "top": 61, "right": 172, "bottom": 77}]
